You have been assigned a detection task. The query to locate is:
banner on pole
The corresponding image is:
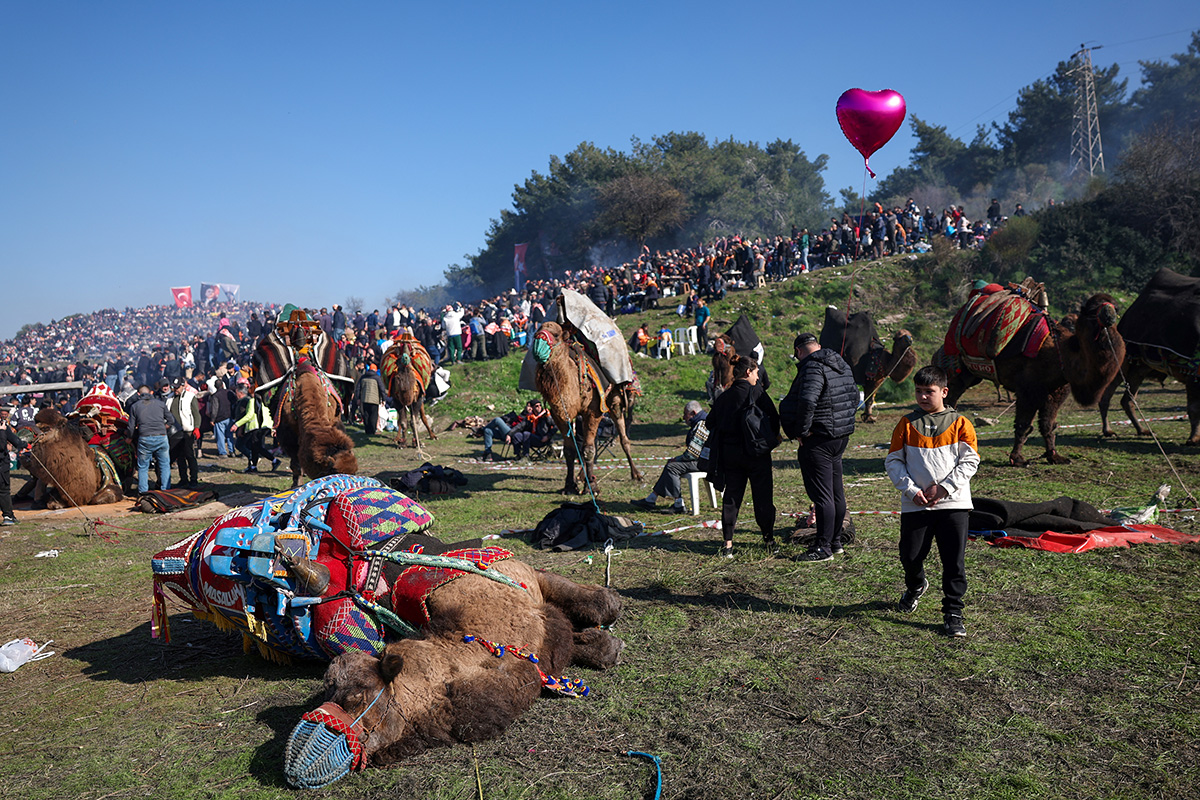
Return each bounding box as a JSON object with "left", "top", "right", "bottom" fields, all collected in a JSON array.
[
  {"left": 514, "top": 243, "right": 528, "bottom": 293},
  {"left": 200, "top": 283, "right": 221, "bottom": 306}
]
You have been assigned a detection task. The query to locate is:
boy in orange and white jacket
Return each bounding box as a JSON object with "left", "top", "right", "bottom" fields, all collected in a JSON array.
[{"left": 884, "top": 365, "right": 980, "bottom": 637}]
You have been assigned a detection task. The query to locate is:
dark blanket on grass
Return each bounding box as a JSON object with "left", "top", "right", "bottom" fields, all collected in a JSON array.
[
  {"left": 969, "top": 496, "right": 1116, "bottom": 535},
  {"left": 135, "top": 487, "right": 219, "bottom": 513},
  {"left": 529, "top": 502, "right": 643, "bottom": 551}
]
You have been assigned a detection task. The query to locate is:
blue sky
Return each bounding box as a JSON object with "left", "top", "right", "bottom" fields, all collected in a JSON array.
[{"left": 1, "top": 2, "right": 1196, "bottom": 339}]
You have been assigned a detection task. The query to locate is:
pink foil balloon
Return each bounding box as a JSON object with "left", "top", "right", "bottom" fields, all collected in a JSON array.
[{"left": 836, "top": 89, "right": 907, "bottom": 178}]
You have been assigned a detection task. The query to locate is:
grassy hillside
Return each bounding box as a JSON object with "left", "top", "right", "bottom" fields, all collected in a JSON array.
[{"left": 1, "top": 256, "right": 1196, "bottom": 800}]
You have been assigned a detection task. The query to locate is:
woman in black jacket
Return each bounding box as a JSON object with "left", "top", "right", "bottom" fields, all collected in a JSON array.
[{"left": 703, "top": 356, "right": 780, "bottom": 558}]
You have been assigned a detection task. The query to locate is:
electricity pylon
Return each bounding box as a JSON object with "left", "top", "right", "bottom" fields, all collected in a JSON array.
[{"left": 1068, "top": 43, "right": 1105, "bottom": 176}]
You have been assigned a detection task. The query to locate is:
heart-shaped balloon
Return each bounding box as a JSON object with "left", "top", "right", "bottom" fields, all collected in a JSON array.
[{"left": 836, "top": 89, "right": 906, "bottom": 178}]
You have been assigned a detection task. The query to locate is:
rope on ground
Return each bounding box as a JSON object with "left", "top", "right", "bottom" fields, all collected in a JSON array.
[
  {"left": 24, "top": 445, "right": 101, "bottom": 539},
  {"left": 1104, "top": 329, "right": 1197, "bottom": 506},
  {"left": 625, "top": 750, "right": 663, "bottom": 800}
]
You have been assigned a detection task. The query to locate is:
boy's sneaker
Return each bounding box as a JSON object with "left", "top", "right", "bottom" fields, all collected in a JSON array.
[
  {"left": 795, "top": 548, "right": 833, "bottom": 563},
  {"left": 762, "top": 533, "right": 779, "bottom": 556},
  {"left": 669, "top": 501, "right": 685, "bottom": 514},
  {"left": 243, "top": 465, "right": 258, "bottom": 474},
  {"left": 898, "top": 577, "right": 929, "bottom": 613},
  {"left": 830, "top": 540, "right": 845, "bottom": 555},
  {"left": 720, "top": 543, "right": 734, "bottom": 559},
  {"left": 2, "top": 517, "right": 16, "bottom": 526},
  {"left": 271, "top": 457, "right": 281, "bottom": 472},
  {"left": 942, "top": 614, "right": 967, "bottom": 638}
]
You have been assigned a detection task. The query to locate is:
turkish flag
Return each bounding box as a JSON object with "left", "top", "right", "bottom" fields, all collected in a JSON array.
[{"left": 170, "top": 286, "right": 193, "bottom": 308}]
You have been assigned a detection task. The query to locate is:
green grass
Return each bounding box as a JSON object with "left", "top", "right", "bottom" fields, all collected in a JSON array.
[{"left": 2, "top": 257, "right": 1198, "bottom": 799}]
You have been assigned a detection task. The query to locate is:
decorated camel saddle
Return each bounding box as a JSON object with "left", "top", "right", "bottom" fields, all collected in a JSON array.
[
  {"left": 151, "top": 474, "right": 509, "bottom": 662},
  {"left": 381, "top": 331, "right": 434, "bottom": 392},
  {"left": 941, "top": 278, "right": 1051, "bottom": 378},
  {"left": 253, "top": 305, "right": 354, "bottom": 395}
]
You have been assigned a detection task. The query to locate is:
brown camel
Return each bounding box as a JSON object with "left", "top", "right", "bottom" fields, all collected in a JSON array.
[
  {"left": 289, "top": 556, "right": 623, "bottom": 785},
  {"left": 22, "top": 408, "right": 122, "bottom": 508},
  {"left": 272, "top": 358, "right": 358, "bottom": 487},
  {"left": 940, "top": 293, "right": 1125, "bottom": 466},
  {"left": 381, "top": 335, "right": 438, "bottom": 449},
  {"left": 531, "top": 321, "right": 643, "bottom": 495}
]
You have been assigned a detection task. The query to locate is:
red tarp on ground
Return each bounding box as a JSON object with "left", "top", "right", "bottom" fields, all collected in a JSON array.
[{"left": 983, "top": 524, "right": 1200, "bottom": 554}]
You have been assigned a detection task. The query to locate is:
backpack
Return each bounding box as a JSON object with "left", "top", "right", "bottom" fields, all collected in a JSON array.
[{"left": 742, "top": 401, "right": 774, "bottom": 458}]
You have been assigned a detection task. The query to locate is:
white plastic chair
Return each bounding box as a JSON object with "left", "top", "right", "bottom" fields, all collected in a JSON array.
[
  {"left": 684, "top": 471, "right": 722, "bottom": 516},
  {"left": 671, "top": 328, "right": 688, "bottom": 357},
  {"left": 682, "top": 326, "right": 699, "bottom": 355}
]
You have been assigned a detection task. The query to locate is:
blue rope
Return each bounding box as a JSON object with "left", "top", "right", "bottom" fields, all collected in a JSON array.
[
  {"left": 626, "top": 751, "right": 662, "bottom": 800},
  {"left": 567, "top": 419, "right": 601, "bottom": 513}
]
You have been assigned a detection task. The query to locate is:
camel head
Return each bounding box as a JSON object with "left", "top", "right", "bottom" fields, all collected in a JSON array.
[
  {"left": 532, "top": 321, "right": 565, "bottom": 365},
  {"left": 887, "top": 329, "right": 918, "bottom": 383},
  {"left": 1063, "top": 293, "right": 1125, "bottom": 407},
  {"left": 34, "top": 407, "right": 67, "bottom": 433}
]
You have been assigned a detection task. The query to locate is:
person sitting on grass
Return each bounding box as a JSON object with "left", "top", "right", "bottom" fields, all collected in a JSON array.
[
  {"left": 883, "top": 365, "right": 980, "bottom": 638},
  {"left": 632, "top": 400, "right": 708, "bottom": 515}
]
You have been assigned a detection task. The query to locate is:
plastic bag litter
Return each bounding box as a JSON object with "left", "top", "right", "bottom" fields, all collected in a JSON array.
[{"left": 0, "top": 638, "right": 55, "bottom": 673}]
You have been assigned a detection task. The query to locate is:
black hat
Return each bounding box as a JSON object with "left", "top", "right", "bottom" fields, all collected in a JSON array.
[{"left": 793, "top": 332, "right": 818, "bottom": 348}]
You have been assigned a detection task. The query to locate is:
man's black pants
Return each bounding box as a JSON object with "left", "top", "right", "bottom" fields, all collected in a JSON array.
[
  {"left": 899, "top": 508, "right": 968, "bottom": 615},
  {"left": 170, "top": 432, "right": 198, "bottom": 486},
  {"left": 797, "top": 435, "right": 849, "bottom": 554},
  {"left": 362, "top": 402, "right": 379, "bottom": 434}
]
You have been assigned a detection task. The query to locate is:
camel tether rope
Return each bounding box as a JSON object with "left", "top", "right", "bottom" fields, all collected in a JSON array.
[{"left": 1104, "top": 329, "right": 1197, "bottom": 506}]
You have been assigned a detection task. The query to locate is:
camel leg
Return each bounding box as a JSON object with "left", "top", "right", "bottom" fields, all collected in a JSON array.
[
  {"left": 1186, "top": 381, "right": 1200, "bottom": 446},
  {"left": 609, "top": 406, "right": 643, "bottom": 482},
  {"left": 861, "top": 378, "right": 882, "bottom": 423},
  {"left": 1099, "top": 358, "right": 1131, "bottom": 437},
  {"left": 408, "top": 407, "right": 420, "bottom": 449},
  {"left": 394, "top": 405, "right": 408, "bottom": 447},
  {"left": 417, "top": 400, "right": 438, "bottom": 442},
  {"left": 1008, "top": 393, "right": 1040, "bottom": 468},
  {"left": 571, "top": 628, "right": 624, "bottom": 670},
  {"left": 1038, "top": 385, "right": 1071, "bottom": 465},
  {"left": 1118, "top": 364, "right": 1152, "bottom": 436},
  {"left": 578, "top": 415, "right": 602, "bottom": 496},
  {"left": 555, "top": 417, "right": 577, "bottom": 494},
  {"left": 535, "top": 571, "right": 623, "bottom": 628}
]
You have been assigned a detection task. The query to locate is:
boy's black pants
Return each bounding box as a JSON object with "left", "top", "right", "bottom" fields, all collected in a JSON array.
[{"left": 899, "top": 508, "right": 968, "bottom": 615}]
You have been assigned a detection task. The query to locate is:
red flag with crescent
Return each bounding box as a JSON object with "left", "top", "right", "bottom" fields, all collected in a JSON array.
[{"left": 170, "top": 287, "right": 193, "bottom": 308}]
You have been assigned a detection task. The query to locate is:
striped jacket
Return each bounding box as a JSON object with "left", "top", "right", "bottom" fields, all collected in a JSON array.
[{"left": 884, "top": 408, "right": 980, "bottom": 513}]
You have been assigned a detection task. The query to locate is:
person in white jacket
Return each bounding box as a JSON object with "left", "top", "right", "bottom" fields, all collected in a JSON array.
[{"left": 884, "top": 365, "right": 980, "bottom": 638}]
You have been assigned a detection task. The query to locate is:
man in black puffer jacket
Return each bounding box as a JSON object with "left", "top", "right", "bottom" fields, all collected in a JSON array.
[{"left": 784, "top": 332, "right": 858, "bottom": 562}]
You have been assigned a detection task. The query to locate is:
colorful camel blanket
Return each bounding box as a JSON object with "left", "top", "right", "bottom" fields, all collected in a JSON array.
[
  {"left": 389, "top": 546, "right": 514, "bottom": 627},
  {"left": 268, "top": 357, "right": 344, "bottom": 422},
  {"left": 944, "top": 285, "right": 1050, "bottom": 362},
  {"left": 381, "top": 334, "right": 433, "bottom": 393},
  {"left": 254, "top": 328, "right": 353, "bottom": 393}
]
